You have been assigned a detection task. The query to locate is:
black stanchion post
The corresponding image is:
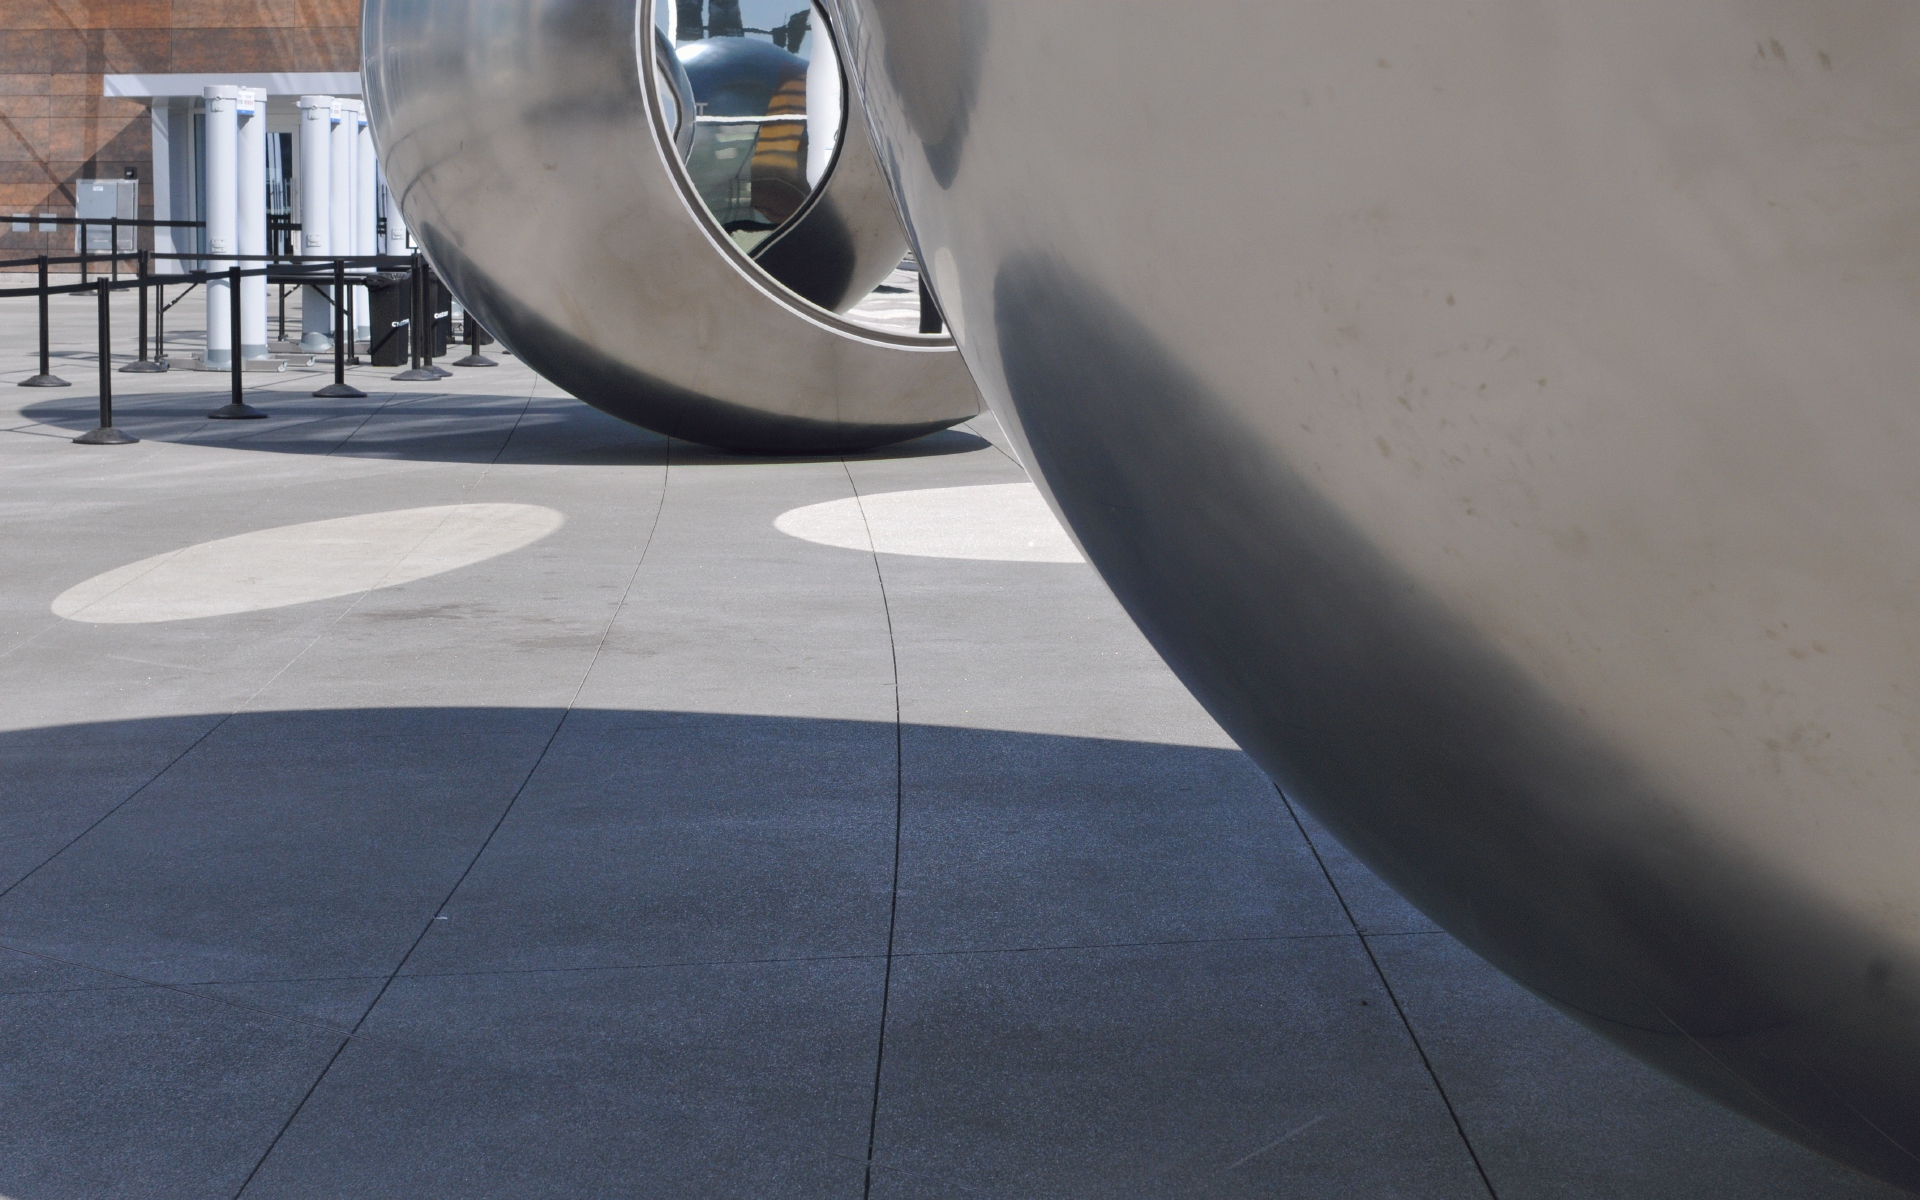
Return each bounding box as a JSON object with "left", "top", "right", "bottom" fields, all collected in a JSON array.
[
  {"left": 423, "top": 263, "right": 451, "bottom": 378},
  {"left": 315, "top": 259, "right": 366, "bottom": 398},
  {"left": 392, "top": 250, "right": 438, "bottom": 382},
  {"left": 208, "top": 266, "right": 268, "bottom": 419},
  {"left": 451, "top": 305, "right": 497, "bottom": 368},
  {"left": 411, "top": 253, "right": 423, "bottom": 369},
  {"left": 78, "top": 222, "right": 89, "bottom": 287},
  {"left": 21, "top": 254, "right": 69, "bottom": 387},
  {"left": 345, "top": 281, "right": 359, "bottom": 364},
  {"left": 154, "top": 277, "right": 167, "bottom": 366},
  {"left": 123, "top": 249, "right": 165, "bottom": 373},
  {"left": 74, "top": 279, "right": 136, "bottom": 444},
  {"left": 917, "top": 274, "right": 944, "bottom": 334}
]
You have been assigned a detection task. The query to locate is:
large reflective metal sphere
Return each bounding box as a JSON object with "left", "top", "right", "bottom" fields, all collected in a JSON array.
[
  {"left": 361, "top": 0, "right": 977, "bottom": 454},
  {"left": 834, "top": 1, "right": 1920, "bottom": 1188}
]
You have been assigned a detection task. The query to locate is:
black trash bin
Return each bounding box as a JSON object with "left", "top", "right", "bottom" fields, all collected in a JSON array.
[{"left": 365, "top": 271, "right": 413, "bottom": 366}]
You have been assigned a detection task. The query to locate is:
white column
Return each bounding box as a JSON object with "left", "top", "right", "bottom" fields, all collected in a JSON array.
[
  {"left": 202, "top": 86, "right": 238, "bottom": 369},
  {"left": 296, "top": 95, "right": 333, "bottom": 351},
  {"left": 148, "top": 104, "right": 175, "bottom": 261},
  {"left": 329, "top": 99, "right": 352, "bottom": 266},
  {"left": 353, "top": 101, "right": 377, "bottom": 341},
  {"left": 380, "top": 162, "right": 409, "bottom": 255},
  {"left": 235, "top": 87, "right": 268, "bottom": 360},
  {"left": 328, "top": 100, "right": 354, "bottom": 352}
]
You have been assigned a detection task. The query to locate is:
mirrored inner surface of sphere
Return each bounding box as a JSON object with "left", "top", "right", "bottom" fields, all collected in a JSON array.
[{"left": 655, "top": 1, "right": 838, "bottom": 255}]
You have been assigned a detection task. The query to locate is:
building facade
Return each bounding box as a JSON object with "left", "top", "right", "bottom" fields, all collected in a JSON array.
[{"left": 0, "top": 1, "right": 362, "bottom": 262}]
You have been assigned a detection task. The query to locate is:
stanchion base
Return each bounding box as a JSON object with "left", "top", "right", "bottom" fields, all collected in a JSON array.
[
  {"left": 73, "top": 426, "right": 139, "bottom": 445},
  {"left": 451, "top": 354, "right": 498, "bottom": 368},
  {"left": 120, "top": 359, "right": 169, "bottom": 374},
  {"left": 19, "top": 374, "right": 70, "bottom": 388},
  {"left": 391, "top": 368, "right": 442, "bottom": 381},
  {"left": 207, "top": 403, "right": 270, "bottom": 420},
  {"left": 314, "top": 383, "right": 368, "bottom": 398}
]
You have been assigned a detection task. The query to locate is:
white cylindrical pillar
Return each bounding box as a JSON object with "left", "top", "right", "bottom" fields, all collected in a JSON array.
[
  {"left": 296, "top": 95, "right": 333, "bottom": 351},
  {"left": 328, "top": 99, "right": 352, "bottom": 266},
  {"left": 202, "top": 86, "right": 238, "bottom": 368},
  {"left": 379, "top": 161, "right": 408, "bottom": 255},
  {"left": 235, "top": 87, "right": 268, "bottom": 360},
  {"left": 328, "top": 100, "right": 354, "bottom": 353},
  {"left": 353, "top": 100, "right": 377, "bottom": 341}
]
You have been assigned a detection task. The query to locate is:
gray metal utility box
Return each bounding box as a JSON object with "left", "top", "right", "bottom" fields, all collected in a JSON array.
[{"left": 74, "top": 179, "right": 137, "bottom": 253}]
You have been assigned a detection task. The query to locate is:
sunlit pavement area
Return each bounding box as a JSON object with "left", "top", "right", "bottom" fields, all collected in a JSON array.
[{"left": 0, "top": 287, "right": 1902, "bottom": 1200}]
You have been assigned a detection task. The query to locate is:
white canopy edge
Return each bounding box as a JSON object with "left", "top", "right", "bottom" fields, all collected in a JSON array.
[{"left": 105, "top": 73, "right": 363, "bottom": 99}]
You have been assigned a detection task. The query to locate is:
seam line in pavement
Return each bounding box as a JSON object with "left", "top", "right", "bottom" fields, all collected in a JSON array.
[
  {"left": 4, "top": 399, "right": 554, "bottom": 901},
  {"left": 484, "top": 367, "right": 544, "bottom": 463},
  {"left": 0, "top": 938, "right": 410, "bottom": 1050},
  {"left": 845, "top": 459, "right": 906, "bottom": 1200},
  {"left": 1276, "top": 785, "right": 1501, "bottom": 1200},
  {"left": 894, "top": 930, "right": 1361, "bottom": 957},
  {"left": 961, "top": 413, "right": 1022, "bottom": 469},
  {"left": 0, "top": 927, "right": 1427, "bottom": 1037},
  {"left": 227, "top": 436, "right": 674, "bottom": 1199},
  {"left": 0, "top": 714, "right": 225, "bottom": 899},
  {"left": 314, "top": 389, "right": 413, "bottom": 454},
  {"left": 0, "top": 929, "right": 1423, "bottom": 1018},
  {"left": 0, "top": 936, "right": 972, "bottom": 1194},
  {"left": 4, "top": 508, "right": 478, "bottom": 898}
]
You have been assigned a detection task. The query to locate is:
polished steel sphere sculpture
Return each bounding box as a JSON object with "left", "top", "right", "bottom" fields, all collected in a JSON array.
[
  {"left": 360, "top": 0, "right": 977, "bottom": 453},
  {"left": 832, "top": 0, "right": 1920, "bottom": 1189}
]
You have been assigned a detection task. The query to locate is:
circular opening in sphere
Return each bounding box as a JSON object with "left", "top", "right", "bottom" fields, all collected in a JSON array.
[{"left": 655, "top": 1, "right": 840, "bottom": 256}]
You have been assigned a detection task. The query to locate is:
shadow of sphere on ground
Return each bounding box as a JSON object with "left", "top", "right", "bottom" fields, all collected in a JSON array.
[
  {"left": 0, "top": 706, "right": 1898, "bottom": 1199},
  {"left": 17, "top": 391, "right": 993, "bottom": 467},
  {"left": 0, "top": 706, "right": 1248, "bottom": 1197}
]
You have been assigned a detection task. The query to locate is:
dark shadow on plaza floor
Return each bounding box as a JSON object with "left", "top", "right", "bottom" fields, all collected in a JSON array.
[
  {"left": 0, "top": 707, "right": 1887, "bottom": 1199},
  {"left": 0, "top": 707, "right": 1301, "bottom": 1199},
  {"left": 18, "top": 388, "right": 993, "bottom": 467}
]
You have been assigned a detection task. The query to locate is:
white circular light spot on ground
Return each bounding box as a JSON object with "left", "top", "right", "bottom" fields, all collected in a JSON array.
[
  {"left": 53, "top": 504, "right": 565, "bottom": 623},
  {"left": 775, "top": 483, "right": 1083, "bottom": 562}
]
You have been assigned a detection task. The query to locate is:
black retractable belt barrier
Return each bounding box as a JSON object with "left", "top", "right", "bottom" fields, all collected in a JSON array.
[
  {"left": 345, "top": 282, "right": 359, "bottom": 365},
  {"left": 208, "top": 266, "right": 267, "bottom": 420},
  {"left": 74, "top": 279, "right": 136, "bottom": 444},
  {"left": 392, "top": 250, "right": 439, "bottom": 382},
  {"left": 154, "top": 276, "right": 168, "bottom": 367},
  {"left": 123, "top": 249, "right": 166, "bottom": 373},
  {"left": 20, "top": 255, "right": 69, "bottom": 387},
  {"left": 315, "top": 259, "right": 367, "bottom": 398},
  {"left": 423, "top": 262, "right": 451, "bottom": 378}
]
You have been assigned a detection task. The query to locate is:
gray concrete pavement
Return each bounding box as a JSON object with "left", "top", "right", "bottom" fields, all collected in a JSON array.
[{"left": 0, "top": 290, "right": 1902, "bottom": 1198}]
